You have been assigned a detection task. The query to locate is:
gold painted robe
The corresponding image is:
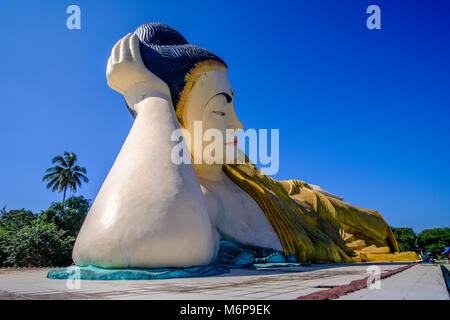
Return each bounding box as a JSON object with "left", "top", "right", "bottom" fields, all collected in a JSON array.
[{"left": 223, "top": 162, "right": 420, "bottom": 263}]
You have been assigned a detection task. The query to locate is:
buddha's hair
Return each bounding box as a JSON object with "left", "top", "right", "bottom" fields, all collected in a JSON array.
[{"left": 127, "top": 22, "right": 226, "bottom": 116}]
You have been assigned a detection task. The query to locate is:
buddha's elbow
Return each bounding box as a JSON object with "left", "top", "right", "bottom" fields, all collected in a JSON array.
[
  {"left": 72, "top": 217, "right": 218, "bottom": 268},
  {"left": 163, "top": 230, "right": 218, "bottom": 267}
]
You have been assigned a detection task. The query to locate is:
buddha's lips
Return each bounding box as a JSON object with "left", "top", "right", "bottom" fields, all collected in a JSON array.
[{"left": 225, "top": 137, "right": 238, "bottom": 146}]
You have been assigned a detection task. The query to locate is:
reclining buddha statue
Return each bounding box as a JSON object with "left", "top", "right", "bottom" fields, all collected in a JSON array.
[{"left": 73, "top": 23, "right": 420, "bottom": 268}]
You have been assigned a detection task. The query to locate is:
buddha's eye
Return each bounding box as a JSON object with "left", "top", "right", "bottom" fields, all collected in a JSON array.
[{"left": 212, "top": 110, "right": 226, "bottom": 117}]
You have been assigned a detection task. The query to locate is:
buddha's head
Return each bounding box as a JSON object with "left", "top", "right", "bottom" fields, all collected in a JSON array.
[{"left": 133, "top": 23, "right": 244, "bottom": 177}]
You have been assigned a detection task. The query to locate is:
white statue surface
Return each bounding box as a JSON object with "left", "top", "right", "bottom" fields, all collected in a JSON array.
[{"left": 72, "top": 23, "right": 419, "bottom": 269}]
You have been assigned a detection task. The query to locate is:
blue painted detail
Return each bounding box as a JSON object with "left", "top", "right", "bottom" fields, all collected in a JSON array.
[
  {"left": 47, "top": 241, "right": 305, "bottom": 280},
  {"left": 47, "top": 264, "right": 231, "bottom": 280},
  {"left": 286, "top": 254, "right": 297, "bottom": 262},
  {"left": 253, "top": 262, "right": 311, "bottom": 269},
  {"left": 255, "top": 252, "right": 286, "bottom": 264}
]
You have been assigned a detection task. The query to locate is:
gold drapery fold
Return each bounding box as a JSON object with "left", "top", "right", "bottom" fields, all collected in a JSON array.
[{"left": 223, "top": 162, "right": 420, "bottom": 263}]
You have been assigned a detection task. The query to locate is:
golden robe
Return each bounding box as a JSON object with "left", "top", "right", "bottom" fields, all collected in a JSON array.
[{"left": 223, "top": 162, "right": 420, "bottom": 263}]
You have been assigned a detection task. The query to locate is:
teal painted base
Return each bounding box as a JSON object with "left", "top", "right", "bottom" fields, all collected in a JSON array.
[
  {"left": 47, "top": 264, "right": 231, "bottom": 280},
  {"left": 47, "top": 240, "right": 305, "bottom": 280}
]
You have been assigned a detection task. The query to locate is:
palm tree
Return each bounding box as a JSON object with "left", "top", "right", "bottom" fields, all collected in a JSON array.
[{"left": 42, "top": 152, "right": 89, "bottom": 202}]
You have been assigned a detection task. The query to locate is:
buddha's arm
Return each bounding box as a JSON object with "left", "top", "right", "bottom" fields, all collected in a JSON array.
[
  {"left": 73, "top": 96, "right": 218, "bottom": 268},
  {"left": 73, "top": 34, "right": 218, "bottom": 268}
]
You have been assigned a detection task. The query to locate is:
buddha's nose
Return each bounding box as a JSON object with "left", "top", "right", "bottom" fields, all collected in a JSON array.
[{"left": 227, "top": 106, "right": 244, "bottom": 131}]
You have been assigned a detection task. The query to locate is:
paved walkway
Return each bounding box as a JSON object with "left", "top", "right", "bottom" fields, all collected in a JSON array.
[
  {"left": 338, "top": 264, "right": 449, "bottom": 300},
  {"left": 0, "top": 263, "right": 447, "bottom": 300}
]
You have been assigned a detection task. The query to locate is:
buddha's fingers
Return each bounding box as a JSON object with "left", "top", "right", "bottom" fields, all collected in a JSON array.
[
  {"left": 119, "top": 33, "right": 133, "bottom": 63},
  {"left": 111, "top": 35, "right": 124, "bottom": 64},
  {"left": 106, "top": 55, "right": 126, "bottom": 95},
  {"left": 130, "top": 34, "right": 145, "bottom": 67}
]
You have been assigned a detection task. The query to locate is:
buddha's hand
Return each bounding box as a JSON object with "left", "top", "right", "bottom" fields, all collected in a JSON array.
[{"left": 106, "top": 33, "right": 171, "bottom": 111}]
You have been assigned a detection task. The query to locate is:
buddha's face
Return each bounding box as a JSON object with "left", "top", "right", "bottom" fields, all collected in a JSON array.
[{"left": 182, "top": 66, "right": 244, "bottom": 166}]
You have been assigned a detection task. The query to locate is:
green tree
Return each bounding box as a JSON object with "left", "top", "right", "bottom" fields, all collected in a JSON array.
[
  {"left": 0, "top": 220, "right": 74, "bottom": 267},
  {"left": 42, "top": 152, "right": 89, "bottom": 202},
  {"left": 0, "top": 228, "right": 8, "bottom": 266},
  {"left": 0, "top": 208, "right": 36, "bottom": 231},
  {"left": 418, "top": 227, "right": 450, "bottom": 252},
  {"left": 39, "top": 196, "right": 90, "bottom": 238},
  {"left": 0, "top": 196, "right": 91, "bottom": 267},
  {"left": 0, "top": 207, "right": 37, "bottom": 266},
  {"left": 390, "top": 227, "right": 418, "bottom": 252}
]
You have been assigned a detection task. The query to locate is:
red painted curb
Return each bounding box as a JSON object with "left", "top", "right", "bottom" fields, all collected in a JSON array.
[{"left": 295, "top": 262, "right": 418, "bottom": 300}]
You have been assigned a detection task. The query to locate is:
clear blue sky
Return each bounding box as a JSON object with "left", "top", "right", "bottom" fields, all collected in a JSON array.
[{"left": 1, "top": 0, "right": 449, "bottom": 232}]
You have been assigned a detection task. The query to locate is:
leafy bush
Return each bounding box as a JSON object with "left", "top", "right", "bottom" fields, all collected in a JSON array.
[
  {"left": 39, "top": 196, "right": 90, "bottom": 238},
  {"left": 0, "top": 228, "right": 8, "bottom": 265},
  {"left": 0, "top": 208, "right": 37, "bottom": 231},
  {"left": 390, "top": 226, "right": 450, "bottom": 256},
  {"left": 0, "top": 220, "right": 74, "bottom": 267},
  {"left": 0, "top": 196, "right": 90, "bottom": 267},
  {"left": 418, "top": 227, "right": 450, "bottom": 253},
  {"left": 390, "top": 227, "right": 419, "bottom": 252}
]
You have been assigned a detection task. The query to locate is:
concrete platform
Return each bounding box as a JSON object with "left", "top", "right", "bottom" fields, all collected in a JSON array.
[
  {"left": 0, "top": 263, "right": 448, "bottom": 300},
  {"left": 338, "top": 263, "right": 449, "bottom": 300}
]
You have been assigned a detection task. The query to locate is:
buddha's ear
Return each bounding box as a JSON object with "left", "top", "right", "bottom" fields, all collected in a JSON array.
[{"left": 228, "top": 103, "right": 244, "bottom": 131}]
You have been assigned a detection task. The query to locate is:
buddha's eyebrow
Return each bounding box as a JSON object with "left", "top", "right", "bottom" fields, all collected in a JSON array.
[
  {"left": 206, "top": 92, "right": 233, "bottom": 105},
  {"left": 221, "top": 92, "right": 233, "bottom": 103}
]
